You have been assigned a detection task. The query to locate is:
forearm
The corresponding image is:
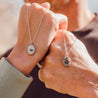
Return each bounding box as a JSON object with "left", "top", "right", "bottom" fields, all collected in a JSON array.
[
  {"left": 0, "top": 58, "right": 33, "bottom": 98},
  {"left": 7, "top": 46, "right": 39, "bottom": 75}
]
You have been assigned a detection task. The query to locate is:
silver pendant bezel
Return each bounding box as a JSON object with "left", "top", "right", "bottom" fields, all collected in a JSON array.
[
  {"left": 27, "top": 44, "right": 35, "bottom": 55},
  {"left": 63, "top": 56, "right": 71, "bottom": 67}
]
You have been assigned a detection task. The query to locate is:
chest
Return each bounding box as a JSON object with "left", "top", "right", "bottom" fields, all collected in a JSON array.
[{"left": 78, "top": 31, "right": 98, "bottom": 63}]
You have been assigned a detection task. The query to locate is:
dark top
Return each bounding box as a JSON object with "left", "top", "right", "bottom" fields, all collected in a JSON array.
[
  {"left": 22, "top": 14, "right": 98, "bottom": 98},
  {"left": 1, "top": 14, "right": 98, "bottom": 98}
]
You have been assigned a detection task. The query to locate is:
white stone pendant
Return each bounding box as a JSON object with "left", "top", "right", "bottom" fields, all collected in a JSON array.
[
  {"left": 27, "top": 44, "right": 35, "bottom": 55},
  {"left": 63, "top": 56, "right": 71, "bottom": 67}
]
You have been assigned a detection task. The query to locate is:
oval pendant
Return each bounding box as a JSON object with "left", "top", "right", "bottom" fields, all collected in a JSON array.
[
  {"left": 63, "top": 56, "right": 71, "bottom": 67},
  {"left": 27, "top": 44, "right": 35, "bottom": 55}
]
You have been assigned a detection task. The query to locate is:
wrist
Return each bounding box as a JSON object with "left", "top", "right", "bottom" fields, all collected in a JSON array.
[
  {"left": 77, "top": 70, "right": 98, "bottom": 98},
  {"left": 77, "top": 84, "right": 98, "bottom": 98},
  {"left": 74, "top": 63, "right": 98, "bottom": 98},
  {"left": 7, "top": 45, "right": 39, "bottom": 75}
]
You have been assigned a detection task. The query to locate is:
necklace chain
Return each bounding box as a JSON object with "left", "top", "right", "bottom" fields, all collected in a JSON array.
[
  {"left": 27, "top": 6, "right": 45, "bottom": 44},
  {"left": 27, "top": 6, "right": 32, "bottom": 44},
  {"left": 27, "top": 6, "right": 45, "bottom": 55},
  {"left": 63, "top": 31, "right": 77, "bottom": 66},
  {"left": 63, "top": 31, "right": 77, "bottom": 56},
  {"left": 27, "top": 5, "right": 76, "bottom": 60},
  {"left": 63, "top": 31, "right": 68, "bottom": 56}
]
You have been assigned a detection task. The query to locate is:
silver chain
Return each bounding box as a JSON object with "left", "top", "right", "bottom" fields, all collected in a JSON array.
[
  {"left": 27, "top": 6, "right": 45, "bottom": 44},
  {"left": 63, "top": 31, "right": 77, "bottom": 57}
]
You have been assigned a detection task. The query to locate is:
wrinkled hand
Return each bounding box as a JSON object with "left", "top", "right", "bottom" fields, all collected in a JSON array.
[
  {"left": 7, "top": 2, "right": 67, "bottom": 75},
  {"left": 39, "top": 30, "right": 98, "bottom": 98}
]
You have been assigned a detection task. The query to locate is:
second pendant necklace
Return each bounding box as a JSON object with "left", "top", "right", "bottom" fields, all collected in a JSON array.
[{"left": 63, "top": 31, "right": 77, "bottom": 67}]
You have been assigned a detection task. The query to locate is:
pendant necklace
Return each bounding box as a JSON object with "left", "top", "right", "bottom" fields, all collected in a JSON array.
[
  {"left": 63, "top": 31, "right": 77, "bottom": 67},
  {"left": 27, "top": 6, "right": 45, "bottom": 55}
]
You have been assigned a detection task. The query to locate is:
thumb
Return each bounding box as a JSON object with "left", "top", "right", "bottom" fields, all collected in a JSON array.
[
  {"left": 53, "top": 30, "right": 70, "bottom": 43},
  {"left": 40, "top": 2, "right": 51, "bottom": 9},
  {"left": 54, "top": 30, "right": 77, "bottom": 46}
]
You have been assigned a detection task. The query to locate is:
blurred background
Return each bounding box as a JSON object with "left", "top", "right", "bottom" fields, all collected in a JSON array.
[{"left": 0, "top": 0, "right": 98, "bottom": 55}]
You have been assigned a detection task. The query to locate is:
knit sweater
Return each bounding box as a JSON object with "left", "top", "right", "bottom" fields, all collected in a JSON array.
[{"left": 0, "top": 58, "right": 33, "bottom": 98}]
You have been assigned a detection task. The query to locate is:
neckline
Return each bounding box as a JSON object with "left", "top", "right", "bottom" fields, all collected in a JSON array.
[{"left": 72, "top": 13, "right": 98, "bottom": 37}]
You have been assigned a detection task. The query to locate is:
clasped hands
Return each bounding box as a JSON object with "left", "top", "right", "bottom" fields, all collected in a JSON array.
[{"left": 7, "top": 2, "right": 98, "bottom": 98}]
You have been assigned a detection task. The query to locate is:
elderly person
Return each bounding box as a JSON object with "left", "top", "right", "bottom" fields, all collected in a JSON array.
[{"left": 0, "top": 0, "right": 98, "bottom": 98}]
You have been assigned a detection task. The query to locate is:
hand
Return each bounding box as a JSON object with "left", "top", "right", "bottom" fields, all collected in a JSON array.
[
  {"left": 7, "top": 2, "right": 67, "bottom": 75},
  {"left": 39, "top": 30, "right": 98, "bottom": 98}
]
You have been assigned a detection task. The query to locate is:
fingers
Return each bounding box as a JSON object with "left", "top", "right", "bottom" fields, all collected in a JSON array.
[
  {"left": 24, "top": 0, "right": 50, "bottom": 9},
  {"left": 55, "top": 14, "right": 68, "bottom": 30},
  {"left": 49, "top": 30, "right": 77, "bottom": 58},
  {"left": 38, "top": 69, "right": 45, "bottom": 83},
  {"left": 31, "top": 2, "right": 50, "bottom": 10},
  {"left": 21, "top": 3, "right": 68, "bottom": 33},
  {"left": 20, "top": 3, "right": 31, "bottom": 14},
  {"left": 40, "top": 2, "right": 51, "bottom": 9},
  {"left": 52, "top": 30, "right": 69, "bottom": 43},
  {"left": 53, "top": 30, "right": 77, "bottom": 44},
  {"left": 65, "top": 31, "right": 77, "bottom": 44}
]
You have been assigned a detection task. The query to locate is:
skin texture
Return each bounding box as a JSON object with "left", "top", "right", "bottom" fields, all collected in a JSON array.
[
  {"left": 24, "top": 0, "right": 95, "bottom": 31},
  {"left": 7, "top": 3, "right": 67, "bottom": 75},
  {"left": 39, "top": 30, "right": 98, "bottom": 97},
  {"left": 7, "top": 0, "right": 98, "bottom": 98}
]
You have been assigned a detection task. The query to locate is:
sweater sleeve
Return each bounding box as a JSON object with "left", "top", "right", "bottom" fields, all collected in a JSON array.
[{"left": 0, "top": 57, "right": 33, "bottom": 98}]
